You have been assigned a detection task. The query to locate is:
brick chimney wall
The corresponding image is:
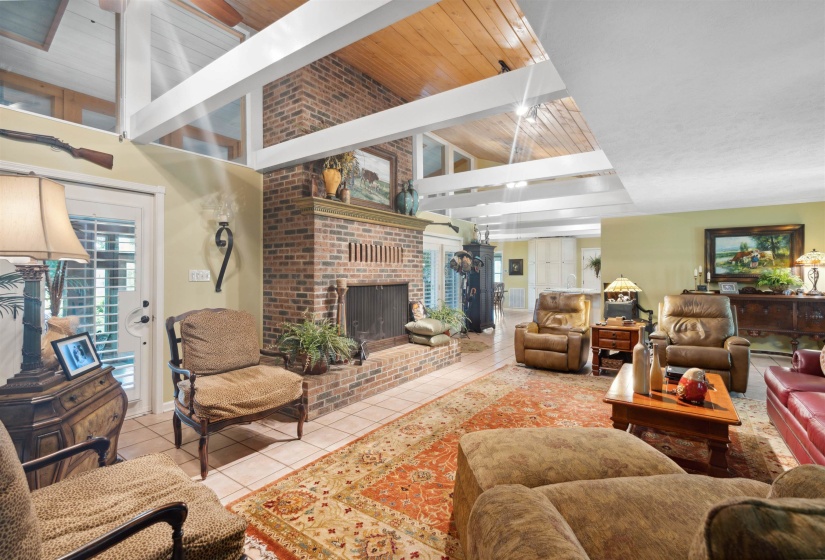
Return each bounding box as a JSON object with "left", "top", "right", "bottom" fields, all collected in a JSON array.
[{"left": 262, "top": 55, "right": 423, "bottom": 347}]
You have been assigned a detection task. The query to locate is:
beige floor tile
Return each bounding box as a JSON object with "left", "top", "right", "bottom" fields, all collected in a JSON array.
[
  {"left": 181, "top": 433, "right": 235, "bottom": 457},
  {"left": 352, "top": 406, "right": 396, "bottom": 423},
  {"left": 220, "top": 423, "right": 272, "bottom": 442},
  {"left": 120, "top": 418, "right": 142, "bottom": 434},
  {"left": 314, "top": 410, "right": 350, "bottom": 426},
  {"left": 247, "top": 466, "right": 294, "bottom": 491},
  {"left": 148, "top": 421, "right": 176, "bottom": 437},
  {"left": 204, "top": 442, "right": 258, "bottom": 469},
  {"left": 301, "top": 426, "right": 351, "bottom": 449},
  {"left": 336, "top": 401, "right": 371, "bottom": 414},
  {"left": 261, "top": 439, "right": 323, "bottom": 464},
  {"left": 221, "top": 453, "right": 289, "bottom": 486},
  {"left": 325, "top": 434, "right": 360, "bottom": 451},
  {"left": 162, "top": 447, "right": 196, "bottom": 465},
  {"left": 234, "top": 430, "right": 293, "bottom": 454},
  {"left": 362, "top": 393, "right": 390, "bottom": 405},
  {"left": 377, "top": 396, "right": 416, "bottom": 412},
  {"left": 135, "top": 410, "right": 174, "bottom": 427},
  {"left": 329, "top": 414, "right": 375, "bottom": 435},
  {"left": 200, "top": 472, "right": 244, "bottom": 499},
  {"left": 119, "top": 427, "right": 158, "bottom": 448},
  {"left": 290, "top": 450, "right": 328, "bottom": 470},
  {"left": 220, "top": 487, "right": 251, "bottom": 506},
  {"left": 395, "top": 389, "right": 434, "bottom": 403},
  {"left": 118, "top": 437, "right": 175, "bottom": 460},
  {"left": 178, "top": 459, "right": 204, "bottom": 479},
  {"left": 162, "top": 426, "right": 200, "bottom": 446},
  {"left": 353, "top": 424, "right": 379, "bottom": 437}
]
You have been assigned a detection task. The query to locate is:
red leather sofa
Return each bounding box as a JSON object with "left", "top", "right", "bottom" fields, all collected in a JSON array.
[{"left": 765, "top": 349, "right": 825, "bottom": 465}]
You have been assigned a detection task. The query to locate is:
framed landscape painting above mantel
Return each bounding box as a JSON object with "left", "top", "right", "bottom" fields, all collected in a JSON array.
[
  {"left": 705, "top": 224, "right": 804, "bottom": 282},
  {"left": 350, "top": 146, "right": 397, "bottom": 211}
]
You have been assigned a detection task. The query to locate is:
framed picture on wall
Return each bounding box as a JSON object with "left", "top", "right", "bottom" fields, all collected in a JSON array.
[
  {"left": 705, "top": 224, "right": 804, "bottom": 282},
  {"left": 51, "top": 333, "right": 101, "bottom": 381},
  {"left": 508, "top": 259, "right": 523, "bottom": 276},
  {"left": 350, "top": 147, "right": 397, "bottom": 211}
]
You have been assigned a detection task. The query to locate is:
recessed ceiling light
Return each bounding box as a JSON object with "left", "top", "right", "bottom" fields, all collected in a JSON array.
[
  {"left": 516, "top": 181, "right": 527, "bottom": 188},
  {"left": 506, "top": 182, "right": 515, "bottom": 189}
]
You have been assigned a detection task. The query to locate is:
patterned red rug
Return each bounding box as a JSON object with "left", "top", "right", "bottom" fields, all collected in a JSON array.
[{"left": 230, "top": 364, "right": 795, "bottom": 560}]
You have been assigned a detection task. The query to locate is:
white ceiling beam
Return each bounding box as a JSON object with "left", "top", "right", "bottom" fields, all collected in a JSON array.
[
  {"left": 491, "top": 228, "right": 601, "bottom": 241},
  {"left": 486, "top": 216, "right": 600, "bottom": 229},
  {"left": 254, "top": 59, "right": 568, "bottom": 172},
  {"left": 416, "top": 151, "right": 612, "bottom": 196},
  {"left": 474, "top": 203, "right": 638, "bottom": 225},
  {"left": 488, "top": 222, "right": 600, "bottom": 235},
  {"left": 128, "top": 0, "right": 438, "bottom": 143},
  {"left": 451, "top": 186, "right": 631, "bottom": 220},
  {"left": 419, "top": 174, "right": 621, "bottom": 212}
]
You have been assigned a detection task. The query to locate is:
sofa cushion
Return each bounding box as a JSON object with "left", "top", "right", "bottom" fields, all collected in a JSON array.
[
  {"left": 535, "top": 474, "right": 769, "bottom": 560},
  {"left": 765, "top": 366, "right": 825, "bottom": 407},
  {"left": 467, "top": 484, "right": 588, "bottom": 560},
  {"left": 405, "top": 318, "right": 445, "bottom": 336},
  {"left": 181, "top": 309, "right": 261, "bottom": 375},
  {"left": 409, "top": 333, "right": 452, "bottom": 347},
  {"left": 688, "top": 496, "right": 825, "bottom": 560},
  {"left": 523, "top": 332, "right": 568, "bottom": 353},
  {"left": 769, "top": 465, "right": 825, "bottom": 499},
  {"left": 177, "top": 364, "right": 303, "bottom": 422},
  {"left": 666, "top": 345, "right": 731, "bottom": 370},
  {"left": 32, "top": 453, "right": 246, "bottom": 560},
  {"left": 787, "top": 392, "right": 825, "bottom": 431},
  {"left": 809, "top": 419, "right": 825, "bottom": 459},
  {"left": 0, "top": 422, "right": 41, "bottom": 560}
]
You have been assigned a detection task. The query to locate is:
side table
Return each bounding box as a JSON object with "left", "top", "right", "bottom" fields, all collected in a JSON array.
[
  {"left": 591, "top": 323, "right": 644, "bottom": 376},
  {"left": 0, "top": 365, "right": 127, "bottom": 489}
]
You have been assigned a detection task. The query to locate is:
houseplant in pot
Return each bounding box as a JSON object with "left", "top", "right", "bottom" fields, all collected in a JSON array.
[
  {"left": 278, "top": 312, "right": 358, "bottom": 374},
  {"left": 425, "top": 302, "right": 468, "bottom": 336},
  {"left": 756, "top": 268, "right": 803, "bottom": 294}
]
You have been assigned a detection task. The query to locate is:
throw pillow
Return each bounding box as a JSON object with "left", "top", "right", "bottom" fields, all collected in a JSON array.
[
  {"left": 687, "top": 495, "right": 825, "bottom": 560},
  {"left": 181, "top": 309, "right": 261, "bottom": 375},
  {"left": 405, "top": 318, "right": 445, "bottom": 336},
  {"left": 409, "top": 333, "right": 452, "bottom": 347},
  {"left": 769, "top": 464, "right": 825, "bottom": 499},
  {"left": 409, "top": 300, "right": 427, "bottom": 321}
]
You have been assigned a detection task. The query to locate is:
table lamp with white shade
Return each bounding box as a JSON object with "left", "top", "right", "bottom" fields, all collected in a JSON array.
[
  {"left": 0, "top": 174, "right": 90, "bottom": 394},
  {"left": 796, "top": 249, "right": 824, "bottom": 296},
  {"left": 605, "top": 275, "right": 643, "bottom": 299}
]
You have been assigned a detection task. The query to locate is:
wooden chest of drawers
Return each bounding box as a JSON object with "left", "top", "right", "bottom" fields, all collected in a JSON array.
[
  {"left": 0, "top": 366, "right": 127, "bottom": 489},
  {"left": 591, "top": 323, "right": 644, "bottom": 375}
]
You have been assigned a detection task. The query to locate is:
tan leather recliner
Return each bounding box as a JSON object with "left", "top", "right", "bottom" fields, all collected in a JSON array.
[
  {"left": 515, "top": 293, "right": 591, "bottom": 372},
  {"left": 650, "top": 295, "right": 750, "bottom": 393}
]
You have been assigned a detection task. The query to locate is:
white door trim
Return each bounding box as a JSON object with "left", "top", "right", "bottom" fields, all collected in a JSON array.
[{"left": 0, "top": 160, "right": 166, "bottom": 415}]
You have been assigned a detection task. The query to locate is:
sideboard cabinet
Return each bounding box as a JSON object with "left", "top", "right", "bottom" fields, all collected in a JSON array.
[
  {"left": 0, "top": 366, "right": 127, "bottom": 489},
  {"left": 728, "top": 294, "right": 824, "bottom": 351}
]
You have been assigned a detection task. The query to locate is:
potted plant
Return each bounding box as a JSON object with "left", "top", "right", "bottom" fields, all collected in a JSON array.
[
  {"left": 0, "top": 271, "right": 23, "bottom": 319},
  {"left": 584, "top": 255, "right": 601, "bottom": 278},
  {"left": 278, "top": 312, "right": 358, "bottom": 375},
  {"left": 425, "top": 302, "right": 468, "bottom": 336},
  {"left": 756, "top": 268, "right": 803, "bottom": 294},
  {"left": 322, "top": 152, "right": 360, "bottom": 199}
]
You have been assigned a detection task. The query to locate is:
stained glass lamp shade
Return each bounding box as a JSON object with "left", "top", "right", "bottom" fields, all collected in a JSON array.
[
  {"left": 605, "top": 275, "right": 642, "bottom": 294},
  {"left": 796, "top": 249, "right": 824, "bottom": 296}
]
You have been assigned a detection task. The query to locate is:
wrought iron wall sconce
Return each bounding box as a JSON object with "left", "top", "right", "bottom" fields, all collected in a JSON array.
[{"left": 214, "top": 201, "right": 234, "bottom": 293}]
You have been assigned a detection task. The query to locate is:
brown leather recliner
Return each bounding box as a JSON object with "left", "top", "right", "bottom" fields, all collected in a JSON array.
[
  {"left": 515, "top": 293, "right": 591, "bottom": 372},
  {"left": 650, "top": 295, "right": 750, "bottom": 393}
]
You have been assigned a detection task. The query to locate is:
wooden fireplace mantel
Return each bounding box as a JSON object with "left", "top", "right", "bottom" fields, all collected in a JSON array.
[{"left": 294, "top": 197, "right": 433, "bottom": 231}]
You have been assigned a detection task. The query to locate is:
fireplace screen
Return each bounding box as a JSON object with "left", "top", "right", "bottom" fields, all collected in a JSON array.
[{"left": 345, "top": 283, "right": 409, "bottom": 349}]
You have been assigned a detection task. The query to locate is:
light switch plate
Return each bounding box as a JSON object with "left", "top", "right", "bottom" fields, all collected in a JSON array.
[{"left": 189, "top": 270, "right": 211, "bottom": 282}]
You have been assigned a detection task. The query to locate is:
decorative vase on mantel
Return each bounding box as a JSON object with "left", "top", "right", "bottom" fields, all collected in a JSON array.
[
  {"left": 406, "top": 180, "right": 419, "bottom": 216},
  {"left": 322, "top": 168, "right": 342, "bottom": 199},
  {"left": 395, "top": 182, "right": 413, "bottom": 215},
  {"left": 336, "top": 182, "right": 351, "bottom": 204}
]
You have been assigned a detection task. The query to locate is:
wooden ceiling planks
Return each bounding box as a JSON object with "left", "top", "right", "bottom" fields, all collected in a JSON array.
[{"left": 229, "top": 0, "right": 600, "bottom": 163}]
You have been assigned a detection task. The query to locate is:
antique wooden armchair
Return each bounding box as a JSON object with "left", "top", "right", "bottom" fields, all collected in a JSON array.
[
  {"left": 166, "top": 308, "right": 306, "bottom": 479},
  {"left": 1, "top": 422, "right": 248, "bottom": 560}
]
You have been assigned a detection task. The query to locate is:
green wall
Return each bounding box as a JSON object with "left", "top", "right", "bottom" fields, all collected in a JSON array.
[
  {"left": 494, "top": 241, "right": 528, "bottom": 308},
  {"left": 602, "top": 202, "right": 825, "bottom": 352}
]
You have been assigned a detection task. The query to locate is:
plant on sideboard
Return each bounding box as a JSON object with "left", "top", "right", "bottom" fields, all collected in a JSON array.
[
  {"left": 277, "top": 312, "right": 358, "bottom": 375},
  {"left": 756, "top": 268, "right": 804, "bottom": 293},
  {"left": 425, "top": 302, "right": 468, "bottom": 335}
]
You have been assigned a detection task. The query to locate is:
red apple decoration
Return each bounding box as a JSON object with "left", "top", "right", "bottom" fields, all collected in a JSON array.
[{"left": 677, "top": 368, "right": 709, "bottom": 405}]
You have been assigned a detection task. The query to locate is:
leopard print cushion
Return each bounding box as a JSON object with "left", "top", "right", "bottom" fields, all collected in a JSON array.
[
  {"left": 32, "top": 453, "right": 246, "bottom": 560},
  {"left": 177, "top": 364, "right": 303, "bottom": 422},
  {"left": 181, "top": 309, "right": 261, "bottom": 375},
  {"left": 0, "top": 422, "right": 41, "bottom": 560}
]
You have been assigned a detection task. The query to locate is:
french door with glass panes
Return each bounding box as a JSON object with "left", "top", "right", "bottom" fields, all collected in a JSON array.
[{"left": 59, "top": 184, "right": 155, "bottom": 416}]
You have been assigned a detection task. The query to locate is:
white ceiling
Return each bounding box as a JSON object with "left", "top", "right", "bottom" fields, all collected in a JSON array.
[{"left": 520, "top": 0, "right": 825, "bottom": 215}]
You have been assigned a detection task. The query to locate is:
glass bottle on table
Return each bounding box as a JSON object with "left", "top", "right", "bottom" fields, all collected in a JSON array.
[
  {"left": 632, "top": 328, "right": 649, "bottom": 395},
  {"left": 650, "top": 343, "right": 663, "bottom": 392}
]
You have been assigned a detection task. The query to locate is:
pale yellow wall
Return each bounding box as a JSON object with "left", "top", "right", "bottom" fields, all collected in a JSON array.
[
  {"left": 494, "top": 241, "right": 528, "bottom": 308},
  {"left": 419, "top": 211, "right": 476, "bottom": 244},
  {"left": 0, "top": 108, "right": 263, "bottom": 401},
  {"left": 576, "top": 237, "right": 601, "bottom": 283},
  {"left": 602, "top": 202, "right": 825, "bottom": 351}
]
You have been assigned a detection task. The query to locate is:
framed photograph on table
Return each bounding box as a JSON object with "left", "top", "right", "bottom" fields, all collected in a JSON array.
[
  {"left": 705, "top": 224, "right": 804, "bottom": 282},
  {"left": 351, "top": 147, "right": 397, "bottom": 211},
  {"left": 719, "top": 282, "right": 739, "bottom": 294},
  {"left": 52, "top": 333, "right": 101, "bottom": 380}
]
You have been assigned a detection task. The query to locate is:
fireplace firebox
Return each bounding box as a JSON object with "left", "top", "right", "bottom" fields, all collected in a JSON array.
[{"left": 345, "top": 283, "right": 409, "bottom": 352}]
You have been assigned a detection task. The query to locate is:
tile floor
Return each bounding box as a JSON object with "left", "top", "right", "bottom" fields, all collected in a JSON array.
[{"left": 121, "top": 308, "right": 786, "bottom": 503}]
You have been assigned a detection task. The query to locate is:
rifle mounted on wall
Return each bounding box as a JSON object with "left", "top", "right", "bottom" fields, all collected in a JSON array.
[{"left": 0, "top": 129, "right": 114, "bottom": 170}]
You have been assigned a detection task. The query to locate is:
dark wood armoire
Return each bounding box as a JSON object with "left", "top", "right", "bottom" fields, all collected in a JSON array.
[{"left": 463, "top": 243, "right": 496, "bottom": 333}]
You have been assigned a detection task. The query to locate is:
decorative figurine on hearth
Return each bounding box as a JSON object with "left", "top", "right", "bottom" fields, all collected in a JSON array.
[{"left": 677, "top": 368, "right": 709, "bottom": 405}]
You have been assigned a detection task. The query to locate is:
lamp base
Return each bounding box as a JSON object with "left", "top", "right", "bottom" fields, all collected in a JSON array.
[
  {"left": 807, "top": 289, "right": 823, "bottom": 296},
  {"left": 0, "top": 367, "right": 64, "bottom": 395}
]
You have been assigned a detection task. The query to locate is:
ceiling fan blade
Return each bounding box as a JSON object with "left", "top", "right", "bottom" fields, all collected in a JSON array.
[{"left": 189, "top": 0, "right": 242, "bottom": 27}]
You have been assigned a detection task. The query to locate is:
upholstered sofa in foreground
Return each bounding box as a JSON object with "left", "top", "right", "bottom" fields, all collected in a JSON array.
[
  {"left": 454, "top": 427, "right": 825, "bottom": 560},
  {"left": 766, "top": 348, "right": 825, "bottom": 465}
]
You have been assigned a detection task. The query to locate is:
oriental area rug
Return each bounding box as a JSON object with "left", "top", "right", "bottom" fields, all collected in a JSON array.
[{"left": 230, "top": 364, "right": 796, "bottom": 560}]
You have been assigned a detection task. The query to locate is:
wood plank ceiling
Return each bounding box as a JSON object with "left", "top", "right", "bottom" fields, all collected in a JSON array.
[{"left": 230, "top": 0, "right": 600, "bottom": 164}]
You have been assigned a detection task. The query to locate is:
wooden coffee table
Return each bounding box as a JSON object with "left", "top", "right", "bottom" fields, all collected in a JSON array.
[{"left": 603, "top": 363, "right": 741, "bottom": 477}]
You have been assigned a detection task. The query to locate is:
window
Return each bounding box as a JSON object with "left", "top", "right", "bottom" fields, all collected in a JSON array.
[
  {"left": 422, "top": 135, "right": 447, "bottom": 178},
  {"left": 444, "top": 250, "right": 460, "bottom": 310},
  {"left": 454, "top": 151, "right": 471, "bottom": 173},
  {"left": 494, "top": 254, "right": 503, "bottom": 283},
  {"left": 423, "top": 248, "right": 438, "bottom": 308}
]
